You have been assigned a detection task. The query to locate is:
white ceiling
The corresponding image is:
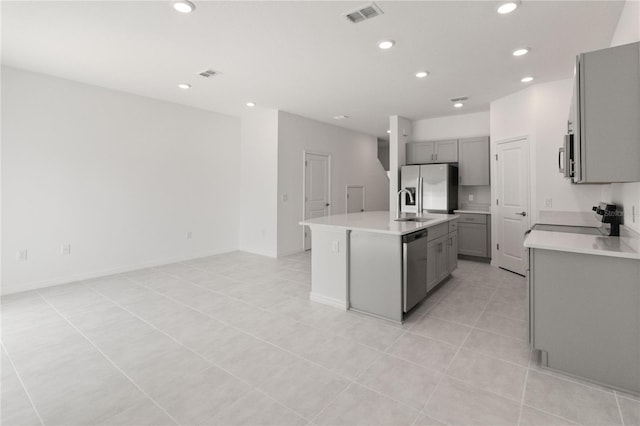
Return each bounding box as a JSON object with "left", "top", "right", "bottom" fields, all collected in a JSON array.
[{"left": 1, "top": 1, "right": 624, "bottom": 138}]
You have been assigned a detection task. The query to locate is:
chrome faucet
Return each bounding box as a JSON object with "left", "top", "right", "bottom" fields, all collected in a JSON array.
[{"left": 396, "top": 189, "right": 414, "bottom": 219}]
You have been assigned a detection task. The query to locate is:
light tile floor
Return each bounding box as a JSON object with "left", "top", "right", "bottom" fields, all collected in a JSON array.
[{"left": 1, "top": 251, "right": 638, "bottom": 425}]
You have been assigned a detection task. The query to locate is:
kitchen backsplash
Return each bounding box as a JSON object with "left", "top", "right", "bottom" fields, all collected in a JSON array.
[{"left": 458, "top": 185, "right": 491, "bottom": 208}]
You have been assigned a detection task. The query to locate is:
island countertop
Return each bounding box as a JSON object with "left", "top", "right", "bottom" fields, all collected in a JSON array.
[{"left": 299, "top": 211, "right": 458, "bottom": 236}]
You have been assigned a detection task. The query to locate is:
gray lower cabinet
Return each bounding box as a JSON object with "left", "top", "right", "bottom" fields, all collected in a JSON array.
[
  {"left": 457, "top": 213, "right": 490, "bottom": 258},
  {"left": 447, "top": 230, "right": 458, "bottom": 272},
  {"left": 529, "top": 248, "right": 640, "bottom": 393},
  {"left": 427, "top": 224, "right": 453, "bottom": 292}
]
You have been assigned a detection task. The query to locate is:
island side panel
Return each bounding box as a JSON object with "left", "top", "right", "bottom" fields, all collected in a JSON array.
[
  {"left": 309, "top": 226, "right": 349, "bottom": 309},
  {"left": 349, "top": 230, "right": 403, "bottom": 323}
]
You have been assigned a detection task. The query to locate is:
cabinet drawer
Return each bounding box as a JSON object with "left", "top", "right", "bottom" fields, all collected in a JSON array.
[
  {"left": 448, "top": 220, "right": 458, "bottom": 232},
  {"left": 457, "top": 213, "right": 487, "bottom": 224},
  {"left": 427, "top": 223, "right": 449, "bottom": 242}
]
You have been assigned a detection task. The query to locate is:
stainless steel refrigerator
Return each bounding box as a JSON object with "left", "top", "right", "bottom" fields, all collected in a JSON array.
[{"left": 400, "top": 164, "right": 458, "bottom": 214}]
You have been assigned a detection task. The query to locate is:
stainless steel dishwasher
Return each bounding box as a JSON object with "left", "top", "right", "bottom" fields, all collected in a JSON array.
[{"left": 403, "top": 229, "right": 429, "bottom": 312}]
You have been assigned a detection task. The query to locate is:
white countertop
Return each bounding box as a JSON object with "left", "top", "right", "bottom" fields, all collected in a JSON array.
[
  {"left": 524, "top": 227, "right": 640, "bottom": 260},
  {"left": 454, "top": 209, "right": 491, "bottom": 215},
  {"left": 300, "top": 211, "right": 458, "bottom": 236}
]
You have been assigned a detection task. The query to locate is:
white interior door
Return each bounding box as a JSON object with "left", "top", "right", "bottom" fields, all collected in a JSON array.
[
  {"left": 346, "top": 185, "right": 365, "bottom": 213},
  {"left": 304, "top": 152, "right": 330, "bottom": 250},
  {"left": 495, "top": 138, "right": 530, "bottom": 275}
]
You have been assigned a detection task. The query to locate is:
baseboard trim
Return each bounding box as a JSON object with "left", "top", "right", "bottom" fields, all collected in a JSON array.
[
  {"left": 309, "top": 292, "right": 348, "bottom": 310},
  {"left": 1, "top": 247, "right": 238, "bottom": 296},
  {"left": 277, "top": 248, "right": 305, "bottom": 258}
]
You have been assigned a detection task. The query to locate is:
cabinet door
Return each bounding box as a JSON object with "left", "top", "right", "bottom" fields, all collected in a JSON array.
[
  {"left": 448, "top": 231, "right": 458, "bottom": 273},
  {"left": 407, "top": 141, "right": 435, "bottom": 164},
  {"left": 436, "top": 236, "right": 450, "bottom": 282},
  {"left": 434, "top": 139, "right": 458, "bottom": 163},
  {"left": 458, "top": 136, "right": 490, "bottom": 185},
  {"left": 426, "top": 239, "right": 439, "bottom": 291},
  {"left": 458, "top": 222, "right": 488, "bottom": 257}
]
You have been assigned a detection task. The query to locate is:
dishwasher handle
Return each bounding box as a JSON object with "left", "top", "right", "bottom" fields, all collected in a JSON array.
[{"left": 402, "top": 230, "right": 428, "bottom": 243}]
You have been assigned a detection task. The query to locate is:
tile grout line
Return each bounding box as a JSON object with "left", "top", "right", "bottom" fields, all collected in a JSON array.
[
  {"left": 123, "top": 272, "right": 430, "bottom": 421},
  {"left": 614, "top": 391, "right": 626, "bottom": 426},
  {"left": 36, "top": 292, "right": 182, "bottom": 426},
  {"left": 527, "top": 365, "right": 620, "bottom": 397},
  {"left": 0, "top": 341, "right": 46, "bottom": 426},
  {"left": 413, "top": 278, "right": 523, "bottom": 424},
  {"left": 307, "top": 381, "right": 355, "bottom": 425},
  {"left": 89, "top": 286, "right": 316, "bottom": 425},
  {"left": 108, "top": 276, "right": 374, "bottom": 422},
  {"left": 516, "top": 338, "right": 534, "bottom": 426}
]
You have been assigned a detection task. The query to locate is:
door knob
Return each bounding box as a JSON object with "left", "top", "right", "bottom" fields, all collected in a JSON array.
[
  {"left": 325, "top": 203, "right": 330, "bottom": 207},
  {"left": 516, "top": 211, "right": 527, "bottom": 216}
]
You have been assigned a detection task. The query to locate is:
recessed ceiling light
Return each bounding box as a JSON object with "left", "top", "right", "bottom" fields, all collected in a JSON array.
[
  {"left": 512, "top": 48, "right": 529, "bottom": 57},
  {"left": 497, "top": 1, "right": 519, "bottom": 14},
  {"left": 333, "top": 115, "right": 349, "bottom": 120},
  {"left": 246, "top": 102, "right": 256, "bottom": 107},
  {"left": 387, "top": 130, "right": 391, "bottom": 134},
  {"left": 172, "top": 0, "right": 195, "bottom": 13},
  {"left": 178, "top": 83, "right": 191, "bottom": 90},
  {"left": 453, "top": 103, "right": 464, "bottom": 108},
  {"left": 415, "top": 71, "right": 429, "bottom": 78},
  {"left": 378, "top": 40, "right": 395, "bottom": 50},
  {"left": 521, "top": 76, "right": 534, "bottom": 83}
]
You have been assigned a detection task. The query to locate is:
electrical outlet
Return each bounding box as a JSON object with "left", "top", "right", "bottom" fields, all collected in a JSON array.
[
  {"left": 545, "top": 198, "right": 553, "bottom": 208},
  {"left": 186, "top": 231, "right": 192, "bottom": 240},
  {"left": 17, "top": 249, "right": 28, "bottom": 262},
  {"left": 331, "top": 240, "right": 340, "bottom": 253},
  {"left": 62, "top": 244, "right": 71, "bottom": 255},
  {"left": 468, "top": 194, "right": 474, "bottom": 201},
  {"left": 282, "top": 194, "right": 288, "bottom": 202}
]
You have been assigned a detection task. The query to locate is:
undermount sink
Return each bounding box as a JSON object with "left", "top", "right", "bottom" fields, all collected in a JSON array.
[{"left": 395, "top": 217, "right": 434, "bottom": 223}]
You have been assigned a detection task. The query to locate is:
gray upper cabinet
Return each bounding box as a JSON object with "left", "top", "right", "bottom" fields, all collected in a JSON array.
[
  {"left": 570, "top": 42, "right": 640, "bottom": 183},
  {"left": 458, "top": 136, "right": 490, "bottom": 186},
  {"left": 407, "top": 141, "right": 435, "bottom": 164},
  {"left": 406, "top": 139, "right": 458, "bottom": 164},
  {"left": 433, "top": 139, "right": 458, "bottom": 163}
]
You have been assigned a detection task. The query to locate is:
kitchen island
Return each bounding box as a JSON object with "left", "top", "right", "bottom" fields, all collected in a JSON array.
[{"left": 300, "top": 211, "right": 458, "bottom": 323}]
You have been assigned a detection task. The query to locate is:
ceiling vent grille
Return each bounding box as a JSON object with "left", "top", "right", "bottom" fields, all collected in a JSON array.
[
  {"left": 198, "top": 69, "right": 217, "bottom": 78},
  {"left": 450, "top": 96, "right": 469, "bottom": 102},
  {"left": 345, "top": 3, "right": 383, "bottom": 23}
]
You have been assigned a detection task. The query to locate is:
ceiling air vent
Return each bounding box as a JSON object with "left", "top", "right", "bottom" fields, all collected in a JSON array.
[
  {"left": 344, "top": 2, "right": 383, "bottom": 24},
  {"left": 450, "top": 96, "right": 469, "bottom": 102},
  {"left": 198, "top": 69, "right": 218, "bottom": 78}
]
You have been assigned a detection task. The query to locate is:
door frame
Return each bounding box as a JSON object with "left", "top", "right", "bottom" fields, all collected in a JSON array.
[
  {"left": 345, "top": 185, "right": 365, "bottom": 213},
  {"left": 302, "top": 150, "right": 332, "bottom": 250},
  {"left": 491, "top": 135, "right": 531, "bottom": 268}
]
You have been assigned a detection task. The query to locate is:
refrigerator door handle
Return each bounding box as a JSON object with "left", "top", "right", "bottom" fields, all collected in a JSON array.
[{"left": 417, "top": 177, "right": 423, "bottom": 215}]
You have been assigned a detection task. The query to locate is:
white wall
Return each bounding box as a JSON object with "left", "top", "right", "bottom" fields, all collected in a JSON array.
[
  {"left": 1, "top": 67, "right": 241, "bottom": 295},
  {"left": 609, "top": 0, "right": 640, "bottom": 233},
  {"left": 389, "top": 116, "right": 412, "bottom": 214},
  {"left": 239, "top": 108, "right": 279, "bottom": 257},
  {"left": 412, "top": 111, "right": 490, "bottom": 141},
  {"left": 489, "top": 79, "right": 612, "bottom": 260},
  {"left": 277, "top": 111, "right": 389, "bottom": 256}
]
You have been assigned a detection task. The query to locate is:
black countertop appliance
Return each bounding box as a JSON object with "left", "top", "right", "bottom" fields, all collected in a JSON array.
[{"left": 593, "top": 202, "right": 622, "bottom": 236}]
